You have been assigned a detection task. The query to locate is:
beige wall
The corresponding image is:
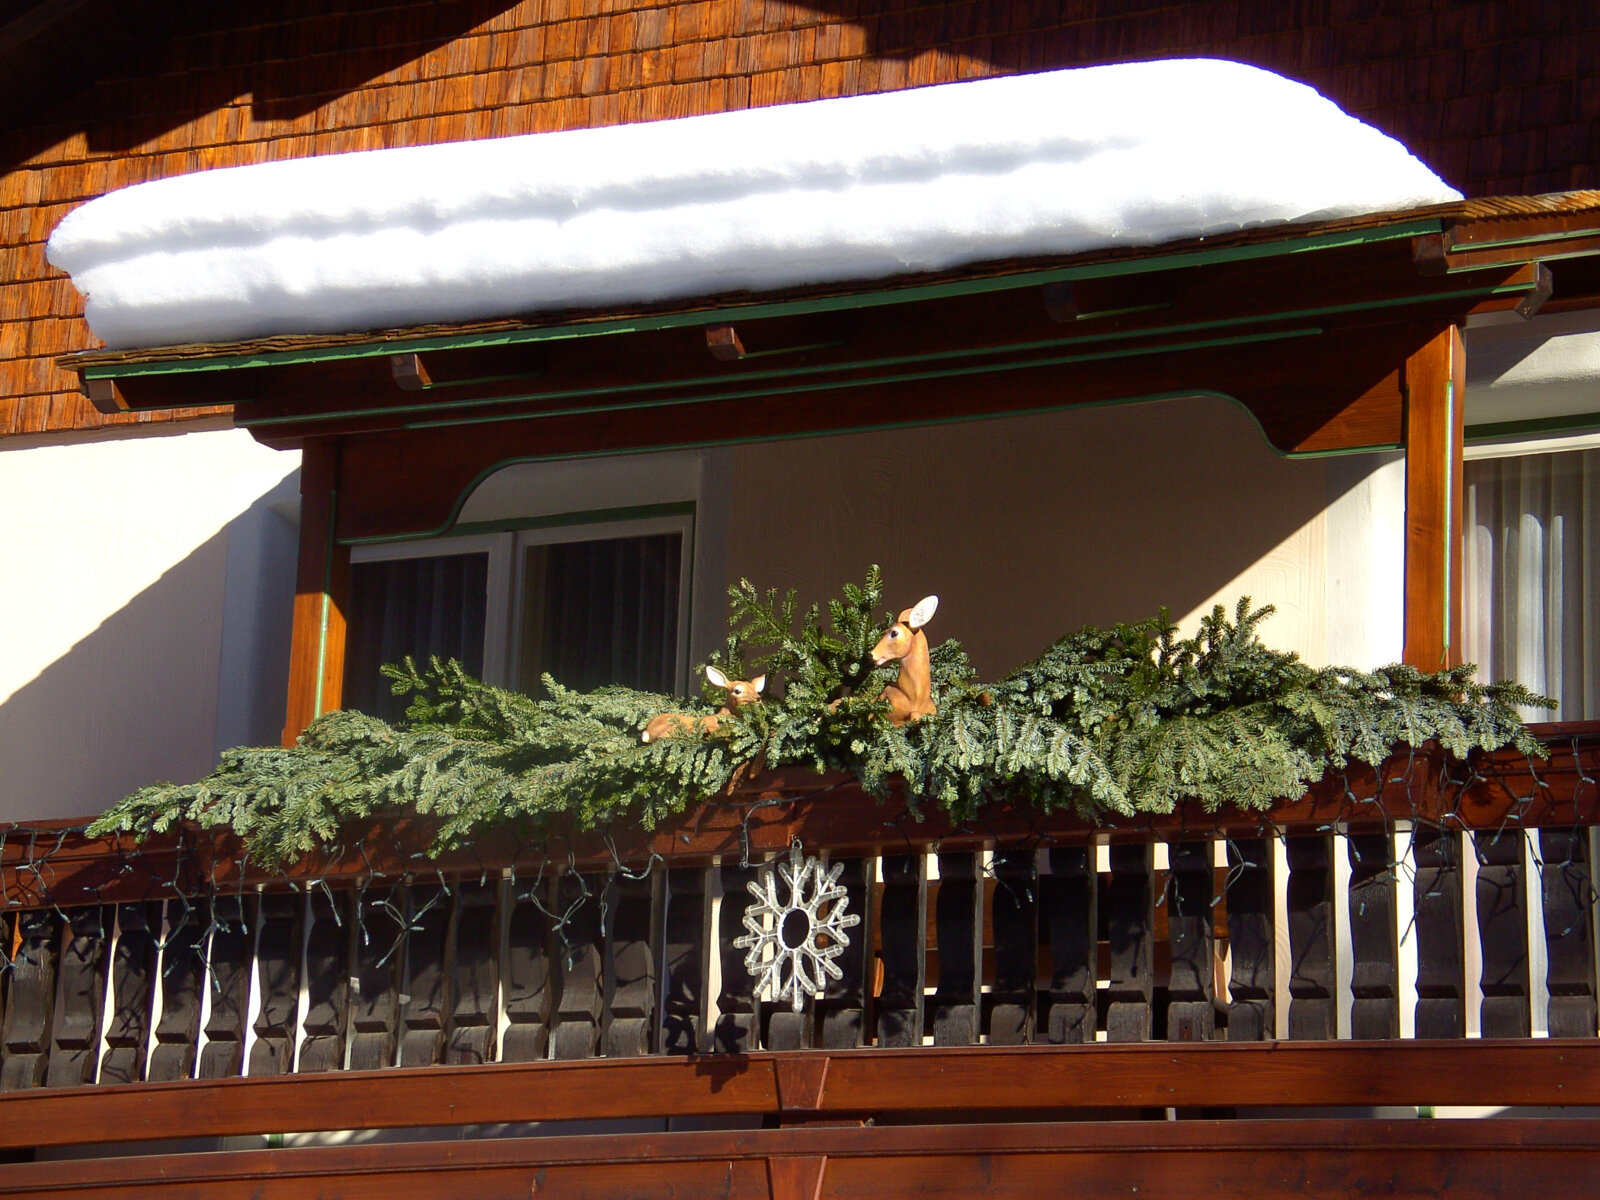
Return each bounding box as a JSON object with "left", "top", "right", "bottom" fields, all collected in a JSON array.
[{"left": 725, "top": 396, "right": 1405, "bottom": 679}]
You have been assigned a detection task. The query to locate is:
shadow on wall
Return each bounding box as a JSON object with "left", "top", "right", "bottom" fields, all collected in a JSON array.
[{"left": 0, "top": 475, "right": 298, "bottom": 825}]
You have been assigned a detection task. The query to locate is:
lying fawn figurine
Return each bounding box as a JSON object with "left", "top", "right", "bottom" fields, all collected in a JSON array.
[
  {"left": 641, "top": 665, "right": 765, "bottom": 743},
  {"left": 872, "top": 595, "right": 938, "bottom": 725}
]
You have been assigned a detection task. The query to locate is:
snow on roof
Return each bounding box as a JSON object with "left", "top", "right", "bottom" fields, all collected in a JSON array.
[{"left": 48, "top": 59, "right": 1461, "bottom": 351}]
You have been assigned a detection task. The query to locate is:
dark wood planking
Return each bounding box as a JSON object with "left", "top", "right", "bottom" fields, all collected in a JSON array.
[
  {"left": 1043, "top": 846, "right": 1097, "bottom": 1045},
  {"left": 398, "top": 883, "right": 451, "bottom": 1067},
  {"left": 551, "top": 873, "right": 605, "bottom": 1060},
  {"left": 296, "top": 889, "right": 350, "bottom": 1073},
  {"left": 659, "top": 866, "right": 709, "bottom": 1055},
  {"left": 44, "top": 906, "right": 108, "bottom": 1088},
  {"left": 502, "top": 874, "right": 555, "bottom": 1062},
  {"left": 814, "top": 859, "right": 872, "bottom": 1051},
  {"left": 1225, "top": 838, "right": 1275, "bottom": 1041},
  {"left": 6, "top": 1117, "right": 1600, "bottom": 1200},
  {"left": 147, "top": 900, "right": 205, "bottom": 1082},
  {"left": 1104, "top": 844, "right": 1153, "bottom": 1043},
  {"left": 1540, "top": 828, "right": 1599, "bottom": 1037},
  {"left": 98, "top": 903, "right": 158, "bottom": 1085},
  {"left": 8, "top": 1042, "right": 1600, "bottom": 1150},
  {"left": 930, "top": 852, "right": 982, "bottom": 1047},
  {"left": 874, "top": 855, "right": 926, "bottom": 1049},
  {"left": 444, "top": 879, "right": 501, "bottom": 1065},
  {"left": 281, "top": 437, "right": 350, "bottom": 744},
  {"left": 1166, "top": 840, "right": 1215, "bottom": 1042},
  {"left": 1285, "top": 836, "right": 1336, "bottom": 1041},
  {"left": 248, "top": 893, "right": 302, "bottom": 1076},
  {"left": 1401, "top": 323, "right": 1466, "bottom": 670},
  {"left": 1412, "top": 827, "right": 1467, "bottom": 1039},
  {"left": 1347, "top": 833, "right": 1400, "bottom": 1040},
  {"left": 197, "top": 897, "right": 251, "bottom": 1080},
  {"left": 602, "top": 873, "right": 656, "bottom": 1058},
  {"left": 347, "top": 887, "right": 404, "bottom": 1071},
  {"left": 0, "top": 910, "right": 61, "bottom": 1090},
  {"left": 986, "top": 848, "right": 1037, "bottom": 1045},
  {"left": 1475, "top": 830, "right": 1531, "bottom": 1038},
  {"left": 714, "top": 862, "right": 761, "bottom": 1054}
]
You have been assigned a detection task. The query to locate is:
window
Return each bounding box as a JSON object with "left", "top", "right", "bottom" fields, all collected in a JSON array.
[
  {"left": 344, "top": 513, "right": 693, "bottom": 721},
  {"left": 1464, "top": 440, "right": 1600, "bottom": 719}
]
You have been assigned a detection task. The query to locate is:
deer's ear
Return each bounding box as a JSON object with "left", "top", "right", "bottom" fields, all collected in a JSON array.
[
  {"left": 905, "top": 595, "right": 939, "bottom": 629},
  {"left": 752, "top": 674, "right": 766, "bottom": 694},
  {"left": 705, "top": 665, "right": 729, "bottom": 688}
]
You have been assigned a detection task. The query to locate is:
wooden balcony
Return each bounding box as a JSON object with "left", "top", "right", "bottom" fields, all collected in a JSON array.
[{"left": 0, "top": 723, "right": 1598, "bottom": 1197}]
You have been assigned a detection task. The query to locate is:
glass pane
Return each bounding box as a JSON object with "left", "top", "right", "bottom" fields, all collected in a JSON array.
[
  {"left": 519, "top": 532, "right": 682, "bottom": 694},
  {"left": 344, "top": 552, "right": 489, "bottom": 722}
]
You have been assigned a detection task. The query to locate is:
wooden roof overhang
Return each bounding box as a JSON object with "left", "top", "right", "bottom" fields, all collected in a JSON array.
[{"left": 57, "top": 192, "right": 1600, "bottom": 740}]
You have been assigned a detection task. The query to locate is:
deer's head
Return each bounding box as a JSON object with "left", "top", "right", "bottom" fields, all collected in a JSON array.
[
  {"left": 871, "top": 595, "right": 938, "bottom": 665},
  {"left": 705, "top": 664, "right": 765, "bottom": 708}
]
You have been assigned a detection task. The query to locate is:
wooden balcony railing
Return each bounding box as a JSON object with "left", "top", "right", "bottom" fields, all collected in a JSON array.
[{"left": 0, "top": 724, "right": 1597, "bottom": 1197}]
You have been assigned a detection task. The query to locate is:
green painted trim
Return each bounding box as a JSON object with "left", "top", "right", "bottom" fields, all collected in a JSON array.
[
  {"left": 232, "top": 276, "right": 1534, "bottom": 432},
  {"left": 400, "top": 326, "right": 1325, "bottom": 432},
  {"left": 1465, "top": 412, "right": 1600, "bottom": 442},
  {"left": 1446, "top": 226, "right": 1600, "bottom": 253},
  {"left": 81, "top": 219, "right": 1445, "bottom": 380},
  {"left": 1443, "top": 375, "right": 1455, "bottom": 656},
  {"left": 312, "top": 484, "right": 340, "bottom": 720}
]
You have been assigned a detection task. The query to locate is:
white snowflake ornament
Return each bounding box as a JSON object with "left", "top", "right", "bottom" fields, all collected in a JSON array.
[{"left": 734, "top": 844, "right": 861, "bottom": 1012}]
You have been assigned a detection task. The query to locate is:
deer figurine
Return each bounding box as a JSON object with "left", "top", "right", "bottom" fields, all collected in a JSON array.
[
  {"left": 641, "top": 665, "right": 765, "bottom": 743},
  {"left": 871, "top": 595, "right": 939, "bottom": 725}
]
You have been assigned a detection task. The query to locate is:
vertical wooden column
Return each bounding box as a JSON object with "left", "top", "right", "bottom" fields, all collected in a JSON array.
[
  {"left": 148, "top": 901, "right": 206, "bottom": 1082},
  {"left": 1166, "top": 841, "right": 1215, "bottom": 1042},
  {"left": 0, "top": 911, "right": 61, "bottom": 1090},
  {"left": 47, "top": 907, "right": 109, "bottom": 1087},
  {"left": 1475, "top": 831, "right": 1531, "bottom": 1038},
  {"left": 1104, "top": 844, "right": 1154, "bottom": 1042},
  {"left": 197, "top": 898, "right": 251, "bottom": 1079},
  {"left": 987, "top": 849, "right": 1038, "bottom": 1045},
  {"left": 551, "top": 874, "right": 605, "bottom": 1060},
  {"left": 282, "top": 437, "right": 350, "bottom": 744},
  {"left": 1347, "top": 833, "right": 1400, "bottom": 1039},
  {"left": 348, "top": 887, "right": 405, "bottom": 1071},
  {"left": 99, "top": 903, "right": 159, "bottom": 1085},
  {"left": 1540, "top": 828, "right": 1599, "bottom": 1037},
  {"left": 398, "top": 884, "right": 451, "bottom": 1067},
  {"left": 931, "top": 852, "right": 983, "bottom": 1046},
  {"left": 875, "top": 855, "right": 927, "bottom": 1048},
  {"left": 503, "top": 877, "right": 555, "bottom": 1062},
  {"left": 814, "top": 859, "right": 873, "bottom": 1050},
  {"left": 714, "top": 863, "right": 761, "bottom": 1053},
  {"left": 602, "top": 873, "right": 658, "bottom": 1057},
  {"left": 1224, "top": 838, "right": 1275, "bottom": 1041},
  {"left": 1413, "top": 828, "right": 1467, "bottom": 1038},
  {"left": 1285, "top": 836, "right": 1336, "bottom": 1041},
  {"left": 1403, "top": 324, "right": 1465, "bottom": 670},
  {"left": 248, "top": 894, "right": 303, "bottom": 1076},
  {"left": 297, "top": 889, "right": 351, "bottom": 1072},
  {"left": 1043, "top": 846, "right": 1097, "bottom": 1044},
  {"left": 446, "top": 879, "right": 502, "bottom": 1065}
]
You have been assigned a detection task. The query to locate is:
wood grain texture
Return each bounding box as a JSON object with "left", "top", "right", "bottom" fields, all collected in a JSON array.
[
  {"left": 281, "top": 437, "right": 349, "bottom": 745},
  {"left": 1402, "top": 323, "right": 1466, "bottom": 670}
]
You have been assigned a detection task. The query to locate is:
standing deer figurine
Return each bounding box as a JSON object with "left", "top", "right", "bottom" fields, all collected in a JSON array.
[
  {"left": 641, "top": 665, "right": 765, "bottom": 743},
  {"left": 872, "top": 595, "right": 939, "bottom": 725}
]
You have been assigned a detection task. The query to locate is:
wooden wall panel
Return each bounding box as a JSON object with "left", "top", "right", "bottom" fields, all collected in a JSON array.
[{"left": 6, "top": 1, "right": 1599, "bottom": 437}]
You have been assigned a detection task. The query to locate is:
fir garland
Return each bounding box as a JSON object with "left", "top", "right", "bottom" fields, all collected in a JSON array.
[{"left": 89, "top": 567, "right": 1551, "bottom": 866}]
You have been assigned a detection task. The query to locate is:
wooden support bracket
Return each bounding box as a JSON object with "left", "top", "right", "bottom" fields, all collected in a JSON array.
[
  {"left": 706, "top": 324, "right": 746, "bottom": 361},
  {"left": 390, "top": 353, "right": 432, "bottom": 390}
]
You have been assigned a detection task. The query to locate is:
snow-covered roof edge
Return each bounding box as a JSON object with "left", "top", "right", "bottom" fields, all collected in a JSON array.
[{"left": 49, "top": 59, "right": 1461, "bottom": 351}]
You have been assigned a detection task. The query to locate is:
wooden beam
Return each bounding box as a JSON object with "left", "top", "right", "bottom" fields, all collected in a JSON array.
[
  {"left": 1402, "top": 325, "right": 1465, "bottom": 669},
  {"left": 1, "top": 1041, "right": 1599, "bottom": 1150},
  {"left": 1, "top": 1117, "right": 1596, "bottom": 1199},
  {"left": 281, "top": 439, "right": 350, "bottom": 745}
]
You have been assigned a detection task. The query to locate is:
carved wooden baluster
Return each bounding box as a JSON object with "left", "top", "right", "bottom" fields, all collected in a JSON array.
[
  {"left": 1225, "top": 837, "right": 1275, "bottom": 1041},
  {"left": 248, "top": 893, "right": 303, "bottom": 1076},
  {"left": 148, "top": 900, "right": 206, "bottom": 1082},
  {"left": 47, "top": 906, "right": 109, "bottom": 1087},
  {"left": 197, "top": 897, "right": 251, "bottom": 1079},
  {"left": 714, "top": 862, "right": 760, "bottom": 1053},
  {"left": 659, "top": 866, "right": 710, "bottom": 1055},
  {"left": 399, "top": 883, "right": 452, "bottom": 1068},
  {"left": 1, "top": 909, "right": 62, "bottom": 1089},
  {"left": 1043, "top": 845, "right": 1097, "bottom": 1044},
  {"left": 932, "top": 851, "right": 983, "bottom": 1046},
  {"left": 99, "top": 902, "right": 159, "bottom": 1085},
  {"left": 446, "top": 879, "right": 501, "bottom": 1065},
  {"left": 1286, "top": 835, "right": 1335, "bottom": 1041},
  {"left": 551, "top": 873, "right": 605, "bottom": 1060},
  {"left": 1476, "top": 830, "right": 1531, "bottom": 1038},
  {"left": 604, "top": 872, "right": 658, "bottom": 1057},
  {"left": 875, "top": 854, "right": 927, "bottom": 1048},
  {"left": 1540, "top": 827, "right": 1598, "bottom": 1037},
  {"left": 503, "top": 876, "right": 554, "bottom": 1062},
  {"left": 1347, "top": 832, "right": 1399, "bottom": 1039},
  {"left": 1167, "top": 840, "right": 1215, "bottom": 1042},
  {"left": 297, "top": 888, "right": 351, "bottom": 1073},
  {"left": 815, "top": 858, "right": 873, "bottom": 1050},
  {"left": 1413, "top": 827, "right": 1466, "bottom": 1038},
  {"left": 987, "top": 849, "right": 1036, "bottom": 1046},
  {"left": 347, "top": 887, "right": 405, "bottom": 1071},
  {"left": 1104, "top": 843, "right": 1153, "bottom": 1042}
]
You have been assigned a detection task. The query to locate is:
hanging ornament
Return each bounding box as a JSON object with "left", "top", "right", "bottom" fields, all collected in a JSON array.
[{"left": 734, "top": 842, "right": 861, "bottom": 1012}]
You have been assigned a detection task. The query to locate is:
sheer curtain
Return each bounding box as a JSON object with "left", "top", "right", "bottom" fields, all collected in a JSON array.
[{"left": 1464, "top": 448, "right": 1600, "bottom": 720}]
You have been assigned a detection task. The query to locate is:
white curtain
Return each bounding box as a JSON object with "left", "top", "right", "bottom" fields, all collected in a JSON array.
[{"left": 1464, "top": 448, "right": 1600, "bottom": 720}]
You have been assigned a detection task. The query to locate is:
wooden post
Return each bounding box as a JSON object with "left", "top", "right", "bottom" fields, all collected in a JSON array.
[
  {"left": 1403, "top": 325, "right": 1465, "bottom": 670},
  {"left": 282, "top": 438, "right": 350, "bottom": 744}
]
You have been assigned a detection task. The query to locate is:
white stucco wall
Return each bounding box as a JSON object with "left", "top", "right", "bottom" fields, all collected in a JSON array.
[{"left": 0, "top": 421, "right": 300, "bottom": 822}]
